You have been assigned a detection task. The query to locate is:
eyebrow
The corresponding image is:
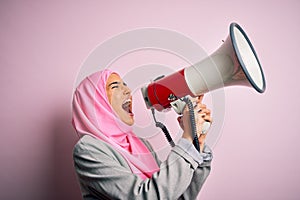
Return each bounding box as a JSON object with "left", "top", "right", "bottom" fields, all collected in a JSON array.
[{"left": 108, "top": 81, "right": 120, "bottom": 87}]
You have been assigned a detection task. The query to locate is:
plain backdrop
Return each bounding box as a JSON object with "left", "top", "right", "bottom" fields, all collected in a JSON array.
[{"left": 1, "top": 1, "right": 299, "bottom": 199}]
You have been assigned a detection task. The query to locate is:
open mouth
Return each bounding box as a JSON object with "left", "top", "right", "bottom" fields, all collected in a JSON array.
[{"left": 122, "top": 99, "right": 133, "bottom": 114}]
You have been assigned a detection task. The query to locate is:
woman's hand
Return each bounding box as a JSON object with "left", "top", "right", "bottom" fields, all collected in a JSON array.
[{"left": 178, "top": 95, "right": 212, "bottom": 152}]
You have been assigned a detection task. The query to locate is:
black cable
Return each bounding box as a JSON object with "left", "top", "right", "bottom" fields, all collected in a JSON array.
[
  {"left": 151, "top": 108, "right": 175, "bottom": 147},
  {"left": 150, "top": 97, "right": 200, "bottom": 152},
  {"left": 182, "top": 97, "right": 200, "bottom": 152}
]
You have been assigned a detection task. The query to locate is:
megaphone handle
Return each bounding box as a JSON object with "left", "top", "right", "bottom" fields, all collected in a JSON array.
[{"left": 183, "top": 97, "right": 200, "bottom": 152}]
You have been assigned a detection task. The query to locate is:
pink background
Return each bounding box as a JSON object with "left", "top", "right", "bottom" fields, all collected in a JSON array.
[{"left": 1, "top": 1, "right": 299, "bottom": 199}]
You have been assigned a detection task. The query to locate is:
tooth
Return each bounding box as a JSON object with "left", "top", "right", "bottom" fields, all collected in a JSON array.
[{"left": 123, "top": 99, "right": 131, "bottom": 105}]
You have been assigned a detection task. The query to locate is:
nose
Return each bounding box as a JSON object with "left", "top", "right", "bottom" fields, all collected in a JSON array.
[{"left": 123, "top": 85, "right": 131, "bottom": 95}]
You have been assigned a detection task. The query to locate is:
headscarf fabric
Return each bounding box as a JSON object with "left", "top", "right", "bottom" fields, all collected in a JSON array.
[{"left": 72, "top": 69, "right": 159, "bottom": 179}]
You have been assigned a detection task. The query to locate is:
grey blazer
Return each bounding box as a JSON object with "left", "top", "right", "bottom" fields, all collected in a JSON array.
[{"left": 73, "top": 135, "right": 212, "bottom": 200}]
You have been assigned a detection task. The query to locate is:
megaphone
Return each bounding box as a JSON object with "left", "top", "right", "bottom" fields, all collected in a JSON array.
[{"left": 141, "top": 23, "right": 266, "bottom": 114}]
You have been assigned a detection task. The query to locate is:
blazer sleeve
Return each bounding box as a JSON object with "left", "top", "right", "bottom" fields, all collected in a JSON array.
[
  {"left": 73, "top": 136, "right": 211, "bottom": 200},
  {"left": 143, "top": 138, "right": 212, "bottom": 200},
  {"left": 178, "top": 145, "right": 212, "bottom": 200}
]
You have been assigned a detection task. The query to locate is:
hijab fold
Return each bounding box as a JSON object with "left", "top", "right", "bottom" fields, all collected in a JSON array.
[{"left": 72, "top": 69, "right": 159, "bottom": 179}]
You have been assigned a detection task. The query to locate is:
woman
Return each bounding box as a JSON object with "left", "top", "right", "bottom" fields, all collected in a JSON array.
[{"left": 72, "top": 69, "right": 213, "bottom": 199}]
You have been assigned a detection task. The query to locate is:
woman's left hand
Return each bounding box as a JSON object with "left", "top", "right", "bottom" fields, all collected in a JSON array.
[{"left": 178, "top": 95, "right": 212, "bottom": 152}]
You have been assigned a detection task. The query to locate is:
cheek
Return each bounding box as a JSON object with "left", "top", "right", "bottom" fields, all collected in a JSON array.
[
  {"left": 107, "top": 88, "right": 122, "bottom": 105},
  {"left": 110, "top": 92, "right": 122, "bottom": 108},
  {"left": 107, "top": 90, "right": 113, "bottom": 105}
]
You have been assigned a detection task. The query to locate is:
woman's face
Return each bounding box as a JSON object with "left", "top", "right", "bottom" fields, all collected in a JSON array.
[{"left": 106, "top": 73, "right": 134, "bottom": 126}]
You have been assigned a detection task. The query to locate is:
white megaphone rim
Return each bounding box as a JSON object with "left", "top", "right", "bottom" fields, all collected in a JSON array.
[{"left": 230, "top": 23, "right": 266, "bottom": 93}]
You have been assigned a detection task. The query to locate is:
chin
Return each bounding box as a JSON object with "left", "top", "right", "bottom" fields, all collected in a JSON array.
[
  {"left": 119, "top": 115, "right": 134, "bottom": 126},
  {"left": 121, "top": 112, "right": 134, "bottom": 126},
  {"left": 125, "top": 119, "right": 134, "bottom": 126}
]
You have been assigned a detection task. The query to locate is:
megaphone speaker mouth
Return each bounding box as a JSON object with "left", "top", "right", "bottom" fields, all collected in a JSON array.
[
  {"left": 230, "top": 23, "right": 266, "bottom": 93},
  {"left": 141, "top": 23, "right": 267, "bottom": 112}
]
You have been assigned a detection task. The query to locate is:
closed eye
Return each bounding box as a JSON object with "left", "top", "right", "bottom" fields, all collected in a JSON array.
[
  {"left": 108, "top": 81, "right": 120, "bottom": 89},
  {"left": 108, "top": 81, "right": 127, "bottom": 89}
]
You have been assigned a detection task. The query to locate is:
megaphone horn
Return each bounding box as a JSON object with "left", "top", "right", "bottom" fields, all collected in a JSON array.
[{"left": 141, "top": 23, "right": 266, "bottom": 112}]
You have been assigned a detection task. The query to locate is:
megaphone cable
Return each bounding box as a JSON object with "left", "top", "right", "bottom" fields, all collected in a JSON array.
[
  {"left": 151, "top": 108, "right": 175, "bottom": 147},
  {"left": 150, "top": 97, "right": 201, "bottom": 152},
  {"left": 182, "top": 97, "right": 200, "bottom": 152}
]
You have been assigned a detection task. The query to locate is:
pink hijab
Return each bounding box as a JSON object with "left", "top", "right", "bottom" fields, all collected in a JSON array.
[{"left": 72, "top": 69, "right": 159, "bottom": 179}]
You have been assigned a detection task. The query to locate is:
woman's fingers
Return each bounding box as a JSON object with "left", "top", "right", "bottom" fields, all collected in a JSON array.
[
  {"left": 196, "top": 105, "right": 212, "bottom": 121},
  {"left": 204, "top": 115, "right": 213, "bottom": 123},
  {"left": 197, "top": 108, "right": 211, "bottom": 115},
  {"left": 195, "top": 104, "right": 212, "bottom": 136},
  {"left": 197, "top": 95, "right": 204, "bottom": 103}
]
